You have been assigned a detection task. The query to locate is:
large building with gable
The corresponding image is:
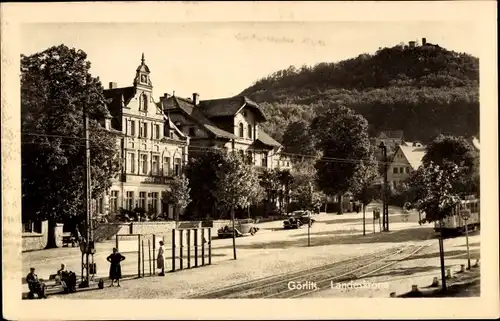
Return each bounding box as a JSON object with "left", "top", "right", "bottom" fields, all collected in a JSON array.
[
  {"left": 97, "top": 54, "right": 189, "bottom": 220},
  {"left": 158, "top": 93, "right": 292, "bottom": 171}
]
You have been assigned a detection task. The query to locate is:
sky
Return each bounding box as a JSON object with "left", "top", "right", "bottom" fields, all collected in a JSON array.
[{"left": 21, "top": 21, "right": 480, "bottom": 100}]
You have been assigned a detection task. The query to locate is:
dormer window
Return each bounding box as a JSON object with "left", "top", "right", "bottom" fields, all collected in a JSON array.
[
  {"left": 238, "top": 123, "right": 244, "bottom": 138},
  {"left": 141, "top": 74, "right": 148, "bottom": 84}
]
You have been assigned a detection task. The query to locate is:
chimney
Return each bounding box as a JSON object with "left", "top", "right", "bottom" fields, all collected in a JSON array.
[
  {"left": 409, "top": 41, "right": 416, "bottom": 48},
  {"left": 109, "top": 82, "right": 117, "bottom": 89},
  {"left": 422, "top": 38, "right": 427, "bottom": 46},
  {"left": 192, "top": 93, "right": 199, "bottom": 106}
]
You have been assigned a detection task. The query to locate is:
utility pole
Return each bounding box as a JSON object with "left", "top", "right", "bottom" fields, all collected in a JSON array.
[
  {"left": 378, "top": 142, "right": 389, "bottom": 232},
  {"left": 81, "top": 101, "right": 92, "bottom": 287}
]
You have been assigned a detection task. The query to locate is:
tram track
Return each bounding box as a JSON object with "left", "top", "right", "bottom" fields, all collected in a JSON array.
[{"left": 190, "top": 242, "right": 431, "bottom": 299}]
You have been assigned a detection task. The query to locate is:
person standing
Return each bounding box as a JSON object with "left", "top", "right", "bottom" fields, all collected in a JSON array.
[
  {"left": 157, "top": 240, "right": 165, "bottom": 276},
  {"left": 107, "top": 247, "right": 125, "bottom": 287}
]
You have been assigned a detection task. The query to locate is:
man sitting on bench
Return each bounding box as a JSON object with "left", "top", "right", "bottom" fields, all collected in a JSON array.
[{"left": 26, "top": 267, "right": 47, "bottom": 299}]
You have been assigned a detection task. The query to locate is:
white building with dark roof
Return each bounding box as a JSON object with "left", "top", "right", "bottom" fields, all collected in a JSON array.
[
  {"left": 98, "top": 54, "right": 189, "bottom": 220},
  {"left": 387, "top": 143, "right": 427, "bottom": 186}
]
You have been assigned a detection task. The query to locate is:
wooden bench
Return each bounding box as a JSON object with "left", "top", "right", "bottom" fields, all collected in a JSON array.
[{"left": 62, "top": 234, "right": 78, "bottom": 247}]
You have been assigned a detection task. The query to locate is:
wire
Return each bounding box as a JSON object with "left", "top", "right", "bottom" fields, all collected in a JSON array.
[{"left": 20, "top": 131, "right": 411, "bottom": 166}]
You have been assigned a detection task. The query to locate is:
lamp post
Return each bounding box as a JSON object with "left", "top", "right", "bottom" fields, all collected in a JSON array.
[{"left": 378, "top": 142, "right": 389, "bottom": 232}]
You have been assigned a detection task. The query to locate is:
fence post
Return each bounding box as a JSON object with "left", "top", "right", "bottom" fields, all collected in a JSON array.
[
  {"left": 171, "top": 229, "right": 176, "bottom": 272},
  {"left": 208, "top": 228, "right": 212, "bottom": 265},
  {"left": 141, "top": 240, "right": 145, "bottom": 277},
  {"left": 137, "top": 235, "right": 141, "bottom": 278},
  {"left": 194, "top": 229, "right": 198, "bottom": 267},
  {"left": 180, "top": 230, "right": 184, "bottom": 270},
  {"left": 148, "top": 239, "right": 152, "bottom": 276},
  {"left": 201, "top": 228, "right": 205, "bottom": 266},
  {"left": 187, "top": 229, "right": 191, "bottom": 269}
]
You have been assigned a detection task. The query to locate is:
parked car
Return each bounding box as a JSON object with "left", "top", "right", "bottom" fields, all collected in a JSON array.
[
  {"left": 297, "top": 215, "right": 315, "bottom": 226},
  {"left": 283, "top": 217, "right": 303, "bottom": 229},
  {"left": 217, "top": 219, "right": 259, "bottom": 238}
]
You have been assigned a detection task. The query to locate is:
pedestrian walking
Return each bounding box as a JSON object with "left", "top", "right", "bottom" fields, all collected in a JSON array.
[
  {"left": 157, "top": 240, "right": 165, "bottom": 276},
  {"left": 107, "top": 247, "right": 125, "bottom": 287}
]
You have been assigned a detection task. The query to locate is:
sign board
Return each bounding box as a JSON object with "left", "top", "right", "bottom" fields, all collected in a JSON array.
[{"left": 460, "top": 209, "right": 471, "bottom": 220}]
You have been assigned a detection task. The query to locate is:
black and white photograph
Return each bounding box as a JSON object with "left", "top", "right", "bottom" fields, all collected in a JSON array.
[{"left": 1, "top": 1, "right": 498, "bottom": 320}]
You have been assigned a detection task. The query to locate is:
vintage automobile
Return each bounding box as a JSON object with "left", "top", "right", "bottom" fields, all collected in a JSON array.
[
  {"left": 217, "top": 219, "right": 259, "bottom": 238},
  {"left": 283, "top": 212, "right": 316, "bottom": 229},
  {"left": 283, "top": 217, "right": 303, "bottom": 229}
]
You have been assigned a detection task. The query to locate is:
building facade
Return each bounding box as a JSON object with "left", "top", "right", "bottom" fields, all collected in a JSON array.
[
  {"left": 97, "top": 54, "right": 189, "bottom": 220},
  {"left": 387, "top": 143, "right": 426, "bottom": 186},
  {"left": 158, "top": 93, "right": 292, "bottom": 171}
]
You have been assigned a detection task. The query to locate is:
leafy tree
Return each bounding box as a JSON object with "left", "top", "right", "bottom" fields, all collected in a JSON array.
[
  {"left": 212, "top": 152, "right": 261, "bottom": 260},
  {"left": 184, "top": 150, "right": 226, "bottom": 219},
  {"left": 282, "top": 120, "right": 316, "bottom": 157},
  {"left": 165, "top": 174, "right": 191, "bottom": 222},
  {"left": 423, "top": 135, "right": 479, "bottom": 196},
  {"left": 260, "top": 168, "right": 281, "bottom": 205},
  {"left": 21, "top": 45, "right": 120, "bottom": 247},
  {"left": 407, "top": 162, "right": 461, "bottom": 290},
  {"left": 311, "top": 104, "right": 372, "bottom": 213},
  {"left": 351, "top": 157, "right": 380, "bottom": 235},
  {"left": 277, "top": 169, "right": 294, "bottom": 212}
]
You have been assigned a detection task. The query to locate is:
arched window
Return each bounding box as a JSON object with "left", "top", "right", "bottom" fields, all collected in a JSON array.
[
  {"left": 248, "top": 124, "right": 252, "bottom": 139},
  {"left": 141, "top": 93, "right": 148, "bottom": 112},
  {"left": 238, "top": 123, "right": 244, "bottom": 137}
]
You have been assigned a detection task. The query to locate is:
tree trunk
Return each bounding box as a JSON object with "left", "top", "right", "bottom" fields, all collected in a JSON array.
[
  {"left": 338, "top": 194, "right": 343, "bottom": 214},
  {"left": 439, "top": 220, "right": 447, "bottom": 291},
  {"left": 45, "top": 218, "right": 57, "bottom": 249},
  {"left": 362, "top": 205, "right": 366, "bottom": 236},
  {"left": 231, "top": 205, "right": 237, "bottom": 260}
]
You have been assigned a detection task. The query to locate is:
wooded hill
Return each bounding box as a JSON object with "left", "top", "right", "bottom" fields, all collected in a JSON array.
[{"left": 240, "top": 42, "right": 480, "bottom": 144}]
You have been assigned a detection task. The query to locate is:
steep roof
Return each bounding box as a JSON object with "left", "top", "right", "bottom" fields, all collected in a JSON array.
[
  {"left": 198, "top": 96, "right": 267, "bottom": 122},
  {"left": 398, "top": 145, "right": 427, "bottom": 170},
  {"left": 103, "top": 86, "right": 136, "bottom": 116},
  {"left": 257, "top": 130, "right": 282, "bottom": 147},
  {"left": 162, "top": 96, "right": 237, "bottom": 140}
]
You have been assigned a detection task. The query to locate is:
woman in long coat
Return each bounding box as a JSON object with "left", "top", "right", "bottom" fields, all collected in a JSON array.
[
  {"left": 157, "top": 241, "right": 165, "bottom": 276},
  {"left": 107, "top": 247, "right": 125, "bottom": 286}
]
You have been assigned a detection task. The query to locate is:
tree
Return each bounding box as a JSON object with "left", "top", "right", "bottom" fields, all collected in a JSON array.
[
  {"left": 423, "top": 134, "right": 479, "bottom": 196},
  {"left": 282, "top": 120, "right": 316, "bottom": 157},
  {"left": 351, "top": 157, "right": 380, "bottom": 235},
  {"left": 311, "top": 104, "right": 372, "bottom": 213},
  {"left": 165, "top": 174, "right": 191, "bottom": 222},
  {"left": 185, "top": 150, "right": 227, "bottom": 220},
  {"left": 212, "top": 152, "right": 261, "bottom": 260},
  {"left": 407, "top": 162, "right": 461, "bottom": 290},
  {"left": 277, "top": 169, "right": 294, "bottom": 212},
  {"left": 260, "top": 168, "right": 281, "bottom": 207},
  {"left": 21, "top": 45, "right": 120, "bottom": 247}
]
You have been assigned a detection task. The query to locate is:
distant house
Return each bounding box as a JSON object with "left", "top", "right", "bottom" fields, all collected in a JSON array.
[
  {"left": 158, "top": 93, "right": 292, "bottom": 171},
  {"left": 372, "top": 130, "right": 405, "bottom": 152},
  {"left": 387, "top": 143, "right": 427, "bottom": 186}
]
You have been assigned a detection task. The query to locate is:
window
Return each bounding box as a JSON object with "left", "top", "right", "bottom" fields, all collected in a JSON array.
[
  {"left": 189, "top": 127, "right": 196, "bottom": 137},
  {"left": 238, "top": 123, "right": 244, "bottom": 137},
  {"left": 248, "top": 124, "right": 252, "bottom": 139},
  {"left": 239, "top": 150, "right": 245, "bottom": 160},
  {"left": 174, "top": 158, "right": 181, "bottom": 176},
  {"left": 128, "top": 152, "right": 135, "bottom": 173},
  {"left": 151, "top": 192, "right": 158, "bottom": 213},
  {"left": 140, "top": 93, "right": 148, "bottom": 112},
  {"left": 139, "top": 192, "right": 146, "bottom": 210},
  {"left": 139, "top": 122, "right": 148, "bottom": 138},
  {"left": 126, "top": 191, "right": 134, "bottom": 210},
  {"left": 141, "top": 74, "right": 148, "bottom": 84},
  {"left": 96, "top": 198, "right": 104, "bottom": 214},
  {"left": 246, "top": 150, "right": 253, "bottom": 164},
  {"left": 110, "top": 191, "right": 119, "bottom": 213},
  {"left": 393, "top": 167, "right": 398, "bottom": 174},
  {"left": 405, "top": 167, "right": 410, "bottom": 173},
  {"left": 399, "top": 167, "right": 404, "bottom": 174},
  {"left": 140, "top": 154, "right": 148, "bottom": 174},
  {"left": 163, "top": 157, "right": 170, "bottom": 176},
  {"left": 152, "top": 155, "right": 159, "bottom": 175},
  {"left": 129, "top": 120, "right": 136, "bottom": 136},
  {"left": 262, "top": 154, "right": 268, "bottom": 167},
  {"left": 154, "top": 124, "right": 160, "bottom": 139}
]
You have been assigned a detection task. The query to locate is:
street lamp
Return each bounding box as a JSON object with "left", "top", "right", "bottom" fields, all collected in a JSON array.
[{"left": 378, "top": 142, "right": 389, "bottom": 232}]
